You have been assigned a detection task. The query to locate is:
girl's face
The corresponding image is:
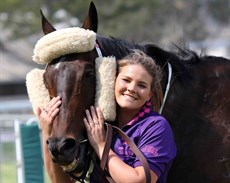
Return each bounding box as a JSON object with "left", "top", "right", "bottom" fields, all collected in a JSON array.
[{"left": 115, "top": 64, "right": 153, "bottom": 112}]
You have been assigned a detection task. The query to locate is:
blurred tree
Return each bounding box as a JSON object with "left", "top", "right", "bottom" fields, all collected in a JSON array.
[
  {"left": 0, "top": 0, "right": 42, "bottom": 39},
  {"left": 0, "top": 0, "right": 229, "bottom": 45},
  {"left": 208, "top": 0, "right": 230, "bottom": 23}
]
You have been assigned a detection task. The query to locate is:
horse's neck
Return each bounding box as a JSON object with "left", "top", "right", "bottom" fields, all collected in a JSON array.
[{"left": 97, "top": 36, "right": 145, "bottom": 59}]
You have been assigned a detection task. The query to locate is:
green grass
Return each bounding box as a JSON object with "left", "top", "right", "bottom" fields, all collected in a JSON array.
[
  {"left": 1, "top": 137, "right": 51, "bottom": 183},
  {"left": 0, "top": 162, "right": 51, "bottom": 183},
  {"left": 1, "top": 142, "right": 17, "bottom": 183},
  {"left": 1, "top": 139, "right": 51, "bottom": 183},
  {"left": 0, "top": 162, "right": 17, "bottom": 183}
]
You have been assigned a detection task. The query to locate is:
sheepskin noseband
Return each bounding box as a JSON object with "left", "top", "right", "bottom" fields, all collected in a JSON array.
[{"left": 26, "top": 27, "right": 116, "bottom": 121}]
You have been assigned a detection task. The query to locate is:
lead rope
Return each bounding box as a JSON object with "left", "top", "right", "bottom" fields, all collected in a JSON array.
[
  {"left": 100, "top": 123, "right": 151, "bottom": 183},
  {"left": 159, "top": 62, "right": 172, "bottom": 114}
]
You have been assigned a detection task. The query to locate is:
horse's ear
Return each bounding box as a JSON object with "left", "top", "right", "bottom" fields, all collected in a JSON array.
[
  {"left": 40, "top": 10, "right": 56, "bottom": 35},
  {"left": 81, "top": 2, "right": 98, "bottom": 32}
]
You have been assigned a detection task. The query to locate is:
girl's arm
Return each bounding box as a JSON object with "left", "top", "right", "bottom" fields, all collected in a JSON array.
[
  {"left": 106, "top": 149, "right": 158, "bottom": 183},
  {"left": 84, "top": 106, "right": 158, "bottom": 183}
]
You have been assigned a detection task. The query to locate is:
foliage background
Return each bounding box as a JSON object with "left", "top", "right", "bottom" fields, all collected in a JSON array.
[{"left": 0, "top": 0, "right": 229, "bottom": 45}]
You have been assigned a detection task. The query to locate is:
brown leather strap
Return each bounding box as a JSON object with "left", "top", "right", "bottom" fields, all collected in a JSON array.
[
  {"left": 100, "top": 123, "right": 113, "bottom": 170},
  {"left": 100, "top": 123, "right": 151, "bottom": 183},
  {"left": 112, "top": 125, "right": 151, "bottom": 183}
]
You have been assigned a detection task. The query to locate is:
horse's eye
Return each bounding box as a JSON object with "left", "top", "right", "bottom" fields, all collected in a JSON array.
[{"left": 84, "top": 71, "right": 95, "bottom": 79}]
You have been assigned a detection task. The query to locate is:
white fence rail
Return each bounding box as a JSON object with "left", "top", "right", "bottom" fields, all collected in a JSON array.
[{"left": 0, "top": 96, "right": 36, "bottom": 182}]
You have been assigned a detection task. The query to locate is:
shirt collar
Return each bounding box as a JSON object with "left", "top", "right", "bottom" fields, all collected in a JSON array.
[{"left": 127, "top": 101, "right": 152, "bottom": 126}]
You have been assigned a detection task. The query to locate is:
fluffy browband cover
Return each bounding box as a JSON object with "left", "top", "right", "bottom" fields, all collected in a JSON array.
[
  {"left": 95, "top": 57, "right": 117, "bottom": 121},
  {"left": 26, "top": 69, "right": 50, "bottom": 115},
  {"left": 32, "top": 27, "right": 96, "bottom": 64}
]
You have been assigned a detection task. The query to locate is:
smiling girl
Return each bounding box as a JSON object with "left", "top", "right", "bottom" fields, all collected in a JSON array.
[{"left": 84, "top": 50, "right": 177, "bottom": 183}]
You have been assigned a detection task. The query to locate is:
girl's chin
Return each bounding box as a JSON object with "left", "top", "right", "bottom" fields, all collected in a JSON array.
[
  {"left": 119, "top": 100, "right": 135, "bottom": 107},
  {"left": 119, "top": 103, "right": 138, "bottom": 111}
]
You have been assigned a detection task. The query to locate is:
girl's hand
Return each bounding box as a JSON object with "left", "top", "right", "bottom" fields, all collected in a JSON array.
[
  {"left": 37, "top": 96, "right": 61, "bottom": 135},
  {"left": 83, "top": 106, "right": 106, "bottom": 159}
]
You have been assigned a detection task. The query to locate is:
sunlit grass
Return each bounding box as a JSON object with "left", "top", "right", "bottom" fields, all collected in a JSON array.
[
  {"left": 1, "top": 162, "right": 17, "bottom": 183},
  {"left": 0, "top": 162, "right": 51, "bottom": 183},
  {"left": 1, "top": 137, "right": 50, "bottom": 183}
]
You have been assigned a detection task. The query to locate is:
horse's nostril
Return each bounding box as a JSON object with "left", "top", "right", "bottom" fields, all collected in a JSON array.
[{"left": 60, "top": 138, "right": 76, "bottom": 152}]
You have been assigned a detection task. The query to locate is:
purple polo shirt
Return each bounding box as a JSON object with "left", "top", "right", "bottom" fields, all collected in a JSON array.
[{"left": 111, "top": 111, "right": 177, "bottom": 183}]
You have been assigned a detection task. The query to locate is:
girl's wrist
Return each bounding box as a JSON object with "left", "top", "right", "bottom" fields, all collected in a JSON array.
[{"left": 97, "top": 143, "right": 106, "bottom": 160}]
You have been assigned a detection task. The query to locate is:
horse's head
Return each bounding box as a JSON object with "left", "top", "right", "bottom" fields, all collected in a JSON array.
[
  {"left": 44, "top": 53, "right": 97, "bottom": 165},
  {"left": 35, "top": 2, "right": 100, "bottom": 176},
  {"left": 29, "top": 2, "right": 116, "bottom": 178}
]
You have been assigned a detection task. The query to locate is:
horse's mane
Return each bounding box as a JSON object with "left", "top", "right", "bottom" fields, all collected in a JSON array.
[
  {"left": 97, "top": 35, "right": 205, "bottom": 86},
  {"left": 97, "top": 35, "right": 145, "bottom": 59},
  {"left": 172, "top": 44, "right": 200, "bottom": 63}
]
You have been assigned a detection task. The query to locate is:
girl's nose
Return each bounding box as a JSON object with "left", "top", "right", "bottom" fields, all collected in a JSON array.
[{"left": 127, "top": 83, "right": 136, "bottom": 93}]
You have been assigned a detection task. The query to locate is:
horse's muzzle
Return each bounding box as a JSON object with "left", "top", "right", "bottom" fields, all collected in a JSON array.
[{"left": 47, "top": 137, "right": 78, "bottom": 165}]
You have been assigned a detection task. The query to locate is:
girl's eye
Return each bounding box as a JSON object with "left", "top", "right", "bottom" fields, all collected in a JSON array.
[
  {"left": 139, "top": 84, "right": 147, "bottom": 88},
  {"left": 122, "top": 78, "right": 129, "bottom": 82},
  {"left": 138, "top": 82, "right": 149, "bottom": 88}
]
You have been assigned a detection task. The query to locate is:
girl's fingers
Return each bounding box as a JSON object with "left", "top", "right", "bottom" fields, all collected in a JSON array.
[
  {"left": 83, "top": 117, "right": 91, "bottom": 131},
  {"left": 51, "top": 108, "right": 60, "bottom": 117},
  {"left": 48, "top": 100, "right": 61, "bottom": 116},
  {"left": 46, "top": 96, "right": 61, "bottom": 111},
  {"left": 42, "top": 96, "right": 61, "bottom": 117},
  {"left": 85, "top": 109, "right": 94, "bottom": 125},
  {"left": 37, "top": 107, "right": 42, "bottom": 116},
  {"left": 96, "top": 107, "right": 104, "bottom": 126},
  {"left": 90, "top": 106, "right": 99, "bottom": 124},
  {"left": 38, "top": 96, "right": 61, "bottom": 134}
]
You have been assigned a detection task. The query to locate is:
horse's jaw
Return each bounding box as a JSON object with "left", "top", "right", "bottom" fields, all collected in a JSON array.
[
  {"left": 53, "top": 139, "right": 92, "bottom": 178},
  {"left": 61, "top": 158, "right": 80, "bottom": 172},
  {"left": 60, "top": 157, "right": 87, "bottom": 177}
]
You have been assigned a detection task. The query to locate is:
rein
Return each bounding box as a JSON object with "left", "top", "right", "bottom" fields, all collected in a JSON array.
[{"left": 100, "top": 123, "right": 152, "bottom": 183}]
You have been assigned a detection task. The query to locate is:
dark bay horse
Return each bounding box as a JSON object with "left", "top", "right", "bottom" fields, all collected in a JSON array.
[{"left": 34, "top": 2, "right": 230, "bottom": 183}]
